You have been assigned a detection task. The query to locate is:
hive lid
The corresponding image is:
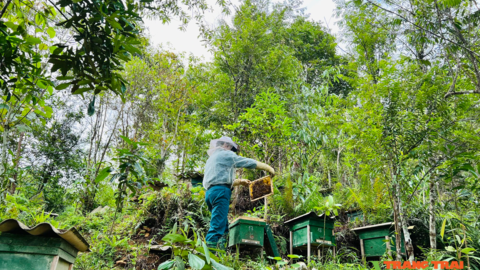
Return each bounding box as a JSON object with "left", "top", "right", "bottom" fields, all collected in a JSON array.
[
  {"left": 284, "top": 212, "right": 335, "bottom": 226},
  {"left": 351, "top": 222, "right": 394, "bottom": 231},
  {"left": 0, "top": 219, "right": 90, "bottom": 252},
  {"left": 229, "top": 216, "right": 266, "bottom": 228}
]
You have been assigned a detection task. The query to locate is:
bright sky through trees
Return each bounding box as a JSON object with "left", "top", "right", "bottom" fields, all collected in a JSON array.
[{"left": 144, "top": 0, "right": 338, "bottom": 61}]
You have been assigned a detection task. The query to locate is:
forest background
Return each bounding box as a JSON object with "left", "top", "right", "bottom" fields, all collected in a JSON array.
[{"left": 1, "top": 0, "right": 480, "bottom": 269}]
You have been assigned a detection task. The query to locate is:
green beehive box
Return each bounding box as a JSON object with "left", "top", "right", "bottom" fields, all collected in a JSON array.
[
  {"left": 0, "top": 219, "right": 89, "bottom": 270},
  {"left": 285, "top": 212, "right": 336, "bottom": 249},
  {"left": 346, "top": 209, "right": 364, "bottom": 222},
  {"left": 228, "top": 217, "right": 266, "bottom": 247},
  {"left": 352, "top": 222, "right": 405, "bottom": 258},
  {"left": 191, "top": 176, "right": 203, "bottom": 188}
]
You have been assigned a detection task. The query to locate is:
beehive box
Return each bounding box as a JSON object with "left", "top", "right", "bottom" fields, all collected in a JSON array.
[
  {"left": 249, "top": 176, "right": 273, "bottom": 201},
  {"left": 0, "top": 219, "right": 89, "bottom": 270},
  {"left": 191, "top": 176, "right": 203, "bottom": 188},
  {"left": 285, "top": 212, "right": 336, "bottom": 249},
  {"left": 228, "top": 217, "right": 266, "bottom": 247},
  {"left": 352, "top": 222, "right": 405, "bottom": 258}
]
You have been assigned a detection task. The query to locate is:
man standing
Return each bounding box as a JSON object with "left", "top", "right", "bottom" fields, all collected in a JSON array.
[{"left": 203, "top": 136, "right": 275, "bottom": 250}]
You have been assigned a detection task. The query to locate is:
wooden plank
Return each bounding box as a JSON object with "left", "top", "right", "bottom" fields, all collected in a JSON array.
[
  {"left": 351, "top": 222, "right": 394, "bottom": 231},
  {"left": 360, "top": 239, "right": 365, "bottom": 261},
  {"left": 386, "top": 236, "right": 392, "bottom": 257},
  {"left": 289, "top": 231, "right": 293, "bottom": 256},
  {"left": 307, "top": 225, "right": 311, "bottom": 262},
  {"left": 50, "top": 255, "right": 59, "bottom": 270},
  {"left": 68, "top": 264, "right": 73, "bottom": 270},
  {"left": 264, "top": 197, "right": 268, "bottom": 221}
]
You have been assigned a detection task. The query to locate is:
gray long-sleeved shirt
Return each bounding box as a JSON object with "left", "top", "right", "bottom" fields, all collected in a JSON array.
[{"left": 203, "top": 149, "right": 257, "bottom": 190}]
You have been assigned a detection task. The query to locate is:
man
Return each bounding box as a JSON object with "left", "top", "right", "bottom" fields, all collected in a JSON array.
[{"left": 203, "top": 136, "right": 275, "bottom": 250}]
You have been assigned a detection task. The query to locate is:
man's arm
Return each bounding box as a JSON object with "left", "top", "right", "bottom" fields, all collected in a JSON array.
[
  {"left": 233, "top": 179, "right": 251, "bottom": 187},
  {"left": 229, "top": 151, "right": 275, "bottom": 175}
]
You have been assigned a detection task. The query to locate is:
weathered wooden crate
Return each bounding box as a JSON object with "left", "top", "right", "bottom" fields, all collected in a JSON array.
[
  {"left": 0, "top": 219, "right": 89, "bottom": 270},
  {"left": 228, "top": 217, "right": 266, "bottom": 247},
  {"left": 352, "top": 222, "right": 405, "bottom": 258}
]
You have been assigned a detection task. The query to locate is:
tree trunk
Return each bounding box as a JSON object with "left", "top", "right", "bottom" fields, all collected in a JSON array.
[
  {"left": 429, "top": 178, "right": 437, "bottom": 249},
  {"left": 392, "top": 191, "right": 403, "bottom": 261},
  {"left": 397, "top": 181, "right": 415, "bottom": 262}
]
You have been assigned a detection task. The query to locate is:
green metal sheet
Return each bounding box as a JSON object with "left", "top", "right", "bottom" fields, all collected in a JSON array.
[
  {"left": 0, "top": 233, "right": 79, "bottom": 269},
  {"left": 264, "top": 225, "right": 280, "bottom": 257},
  {"left": 228, "top": 219, "right": 266, "bottom": 247},
  {"left": 290, "top": 219, "right": 334, "bottom": 231},
  {"left": 347, "top": 211, "right": 364, "bottom": 222},
  {"left": 286, "top": 213, "right": 336, "bottom": 249},
  {"left": 353, "top": 224, "right": 406, "bottom": 257},
  {"left": 292, "top": 224, "right": 336, "bottom": 248},
  {"left": 356, "top": 227, "right": 391, "bottom": 240},
  {"left": 0, "top": 252, "right": 55, "bottom": 270}
]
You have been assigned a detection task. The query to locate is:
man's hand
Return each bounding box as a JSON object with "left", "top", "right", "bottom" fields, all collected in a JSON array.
[{"left": 233, "top": 179, "right": 251, "bottom": 187}]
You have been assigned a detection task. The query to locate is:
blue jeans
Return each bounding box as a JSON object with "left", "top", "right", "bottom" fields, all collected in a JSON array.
[{"left": 205, "top": 185, "right": 231, "bottom": 243}]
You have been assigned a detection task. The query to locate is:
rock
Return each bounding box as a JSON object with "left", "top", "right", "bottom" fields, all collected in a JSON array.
[
  {"left": 115, "top": 260, "right": 127, "bottom": 266},
  {"left": 150, "top": 245, "right": 171, "bottom": 252},
  {"left": 297, "top": 262, "right": 307, "bottom": 270},
  {"left": 90, "top": 206, "right": 110, "bottom": 215},
  {"left": 90, "top": 206, "right": 103, "bottom": 215}
]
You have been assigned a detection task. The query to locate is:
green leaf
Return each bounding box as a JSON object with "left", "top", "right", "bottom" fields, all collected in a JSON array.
[
  {"left": 44, "top": 106, "right": 53, "bottom": 118},
  {"left": 95, "top": 167, "right": 112, "bottom": 183},
  {"left": 461, "top": 248, "right": 476, "bottom": 254},
  {"left": 0, "top": 104, "right": 10, "bottom": 111},
  {"left": 445, "top": 246, "right": 456, "bottom": 252},
  {"left": 26, "top": 36, "right": 41, "bottom": 44},
  {"left": 157, "top": 260, "right": 174, "bottom": 270},
  {"left": 47, "top": 27, "right": 56, "bottom": 38},
  {"left": 15, "top": 124, "right": 32, "bottom": 132},
  {"left": 55, "top": 83, "right": 70, "bottom": 90},
  {"left": 88, "top": 96, "right": 95, "bottom": 116},
  {"left": 202, "top": 241, "right": 211, "bottom": 264},
  {"left": 175, "top": 256, "right": 185, "bottom": 270},
  {"left": 162, "top": 233, "right": 187, "bottom": 243},
  {"left": 441, "top": 219, "right": 447, "bottom": 239},
  {"left": 210, "top": 259, "right": 232, "bottom": 270},
  {"left": 188, "top": 253, "right": 205, "bottom": 270},
  {"left": 106, "top": 17, "right": 123, "bottom": 30}
]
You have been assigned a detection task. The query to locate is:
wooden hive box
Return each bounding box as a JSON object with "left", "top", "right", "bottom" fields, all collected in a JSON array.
[
  {"left": 228, "top": 217, "right": 266, "bottom": 247},
  {"left": 0, "top": 219, "right": 89, "bottom": 270},
  {"left": 352, "top": 222, "right": 405, "bottom": 258},
  {"left": 285, "top": 212, "right": 336, "bottom": 250}
]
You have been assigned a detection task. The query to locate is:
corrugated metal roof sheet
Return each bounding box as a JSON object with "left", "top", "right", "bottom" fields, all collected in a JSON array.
[{"left": 0, "top": 219, "right": 90, "bottom": 252}]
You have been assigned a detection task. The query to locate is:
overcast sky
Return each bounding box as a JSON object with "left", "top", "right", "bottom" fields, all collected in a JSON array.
[{"left": 143, "top": 0, "right": 338, "bottom": 62}]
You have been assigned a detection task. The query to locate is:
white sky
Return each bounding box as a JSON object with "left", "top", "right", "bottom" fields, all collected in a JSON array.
[{"left": 144, "top": 0, "right": 338, "bottom": 62}]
